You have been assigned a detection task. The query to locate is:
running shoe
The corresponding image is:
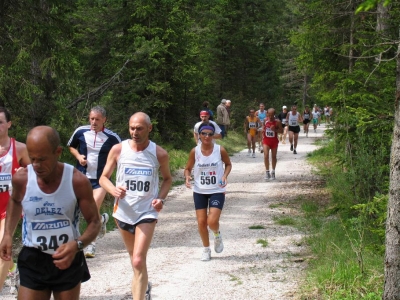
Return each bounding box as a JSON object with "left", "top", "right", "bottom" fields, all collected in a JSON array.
[
  {"left": 306, "top": 132, "right": 308, "bottom": 137},
  {"left": 84, "top": 243, "right": 96, "bottom": 258},
  {"left": 8, "top": 262, "right": 19, "bottom": 294},
  {"left": 293, "top": 149, "right": 297, "bottom": 154},
  {"left": 290, "top": 144, "right": 293, "bottom": 151},
  {"left": 252, "top": 153, "right": 256, "bottom": 158},
  {"left": 271, "top": 172, "right": 276, "bottom": 180},
  {"left": 98, "top": 213, "right": 109, "bottom": 239},
  {"left": 247, "top": 149, "right": 251, "bottom": 156},
  {"left": 145, "top": 282, "right": 152, "bottom": 300},
  {"left": 214, "top": 233, "right": 224, "bottom": 253},
  {"left": 201, "top": 248, "right": 211, "bottom": 261},
  {"left": 265, "top": 171, "right": 271, "bottom": 180}
]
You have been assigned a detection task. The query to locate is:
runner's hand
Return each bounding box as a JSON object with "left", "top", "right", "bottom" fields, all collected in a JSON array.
[
  {"left": 78, "top": 155, "right": 87, "bottom": 166},
  {"left": 52, "top": 241, "right": 77, "bottom": 270},
  {"left": 185, "top": 176, "right": 192, "bottom": 189}
]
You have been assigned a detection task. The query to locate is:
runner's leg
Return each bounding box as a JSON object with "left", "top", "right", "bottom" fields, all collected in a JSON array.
[
  {"left": 0, "top": 218, "right": 12, "bottom": 290},
  {"left": 118, "top": 221, "right": 156, "bottom": 300},
  {"left": 53, "top": 283, "right": 81, "bottom": 300},
  {"left": 195, "top": 209, "right": 210, "bottom": 247}
]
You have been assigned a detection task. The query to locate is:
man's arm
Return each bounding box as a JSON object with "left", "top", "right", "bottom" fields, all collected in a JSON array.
[
  {"left": 15, "top": 141, "right": 30, "bottom": 167},
  {"left": 244, "top": 117, "right": 248, "bottom": 133},
  {"left": 69, "top": 147, "right": 87, "bottom": 166},
  {"left": 275, "top": 120, "right": 284, "bottom": 134},
  {"left": 52, "top": 170, "right": 101, "bottom": 269},
  {"left": 154, "top": 146, "right": 172, "bottom": 211},
  {"left": 0, "top": 170, "right": 27, "bottom": 261},
  {"left": 99, "top": 144, "right": 126, "bottom": 199},
  {"left": 193, "top": 125, "right": 199, "bottom": 144}
]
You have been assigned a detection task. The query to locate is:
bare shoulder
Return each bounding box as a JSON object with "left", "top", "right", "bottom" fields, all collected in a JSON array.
[
  {"left": 14, "top": 140, "right": 27, "bottom": 154},
  {"left": 156, "top": 144, "right": 169, "bottom": 162}
]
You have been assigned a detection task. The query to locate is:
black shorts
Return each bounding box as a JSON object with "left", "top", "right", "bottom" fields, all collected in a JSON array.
[
  {"left": 288, "top": 126, "right": 301, "bottom": 133},
  {"left": 18, "top": 247, "right": 90, "bottom": 292},
  {"left": 193, "top": 192, "right": 225, "bottom": 210},
  {"left": 303, "top": 119, "right": 310, "bottom": 124},
  {"left": 281, "top": 123, "right": 287, "bottom": 128},
  {"left": 116, "top": 218, "right": 157, "bottom": 234}
]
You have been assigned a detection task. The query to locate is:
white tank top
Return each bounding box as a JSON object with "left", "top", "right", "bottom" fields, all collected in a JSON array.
[
  {"left": 21, "top": 164, "right": 80, "bottom": 254},
  {"left": 288, "top": 112, "right": 300, "bottom": 126},
  {"left": 0, "top": 138, "right": 17, "bottom": 199},
  {"left": 193, "top": 144, "right": 225, "bottom": 194},
  {"left": 113, "top": 140, "right": 159, "bottom": 225}
]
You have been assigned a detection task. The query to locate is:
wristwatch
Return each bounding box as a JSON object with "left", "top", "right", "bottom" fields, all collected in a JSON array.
[
  {"left": 76, "top": 240, "right": 84, "bottom": 251},
  {"left": 160, "top": 199, "right": 166, "bottom": 205}
]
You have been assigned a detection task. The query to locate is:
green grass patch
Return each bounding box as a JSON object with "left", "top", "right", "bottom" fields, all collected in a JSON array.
[
  {"left": 228, "top": 274, "right": 243, "bottom": 285},
  {"left": 269, "top": 202, "right": 285, "bottom": 209},
  {"left": 256, "top": 239, "right": 268, "bottom": 247},
  {"left": 298, "top": 137, "right": 384, "bottom": 299},
  {"left": 249, "top": 225, "right": 265, "bottom": 229},
  {"left": 273, "top": 216, "right": 296, "bottom": 226}
]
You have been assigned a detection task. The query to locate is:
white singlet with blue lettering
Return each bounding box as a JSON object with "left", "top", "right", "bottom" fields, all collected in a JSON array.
[
  {"left": 288, "top": 112, "right": 300, "bottom": 126},
  {"left": 114, "top": 140, "right": 159, "bottom": 225},
  {"left": 193, "top": 144, "right": 225, "bottom": 194},
  {"left": 0, "top": 139, "right": 14, "bottom": 196},
  {"left": 21, "top": 164, "right": 80, "bottom": 255}
]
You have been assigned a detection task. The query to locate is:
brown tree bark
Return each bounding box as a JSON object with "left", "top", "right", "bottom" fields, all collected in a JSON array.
[{"left": 383, "top": 22, "right": 400, "bottom": 300}]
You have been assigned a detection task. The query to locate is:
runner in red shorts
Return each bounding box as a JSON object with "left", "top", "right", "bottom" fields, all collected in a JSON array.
[{"left": 262, "top": 108, "right": 283, "bottom": 180}]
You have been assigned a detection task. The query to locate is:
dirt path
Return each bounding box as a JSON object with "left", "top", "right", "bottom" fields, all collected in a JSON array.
[{"left": 1, "top": 125, "right": 327, "bottom": 299}]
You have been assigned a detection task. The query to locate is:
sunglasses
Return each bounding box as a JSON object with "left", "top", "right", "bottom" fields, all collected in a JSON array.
[{"left": 200, "top": 132, "right": 214, "bottom": 137}]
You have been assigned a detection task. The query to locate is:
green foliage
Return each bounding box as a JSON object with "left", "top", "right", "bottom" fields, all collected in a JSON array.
[{"left": 256, "top": 239, "right": 268, "bottom": 247}]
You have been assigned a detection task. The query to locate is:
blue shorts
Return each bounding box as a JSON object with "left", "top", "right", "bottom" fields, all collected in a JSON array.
[
  {"left": 193, "top": 192, "right": 225, "bottom": 210},
  {"left": 116, "top": 218, "right": 157, "bottom": 234},
  {"left": 89, "top": 179, "right": 101, "bottom": 189}
]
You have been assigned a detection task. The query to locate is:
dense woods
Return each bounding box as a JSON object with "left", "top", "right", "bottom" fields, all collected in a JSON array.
[{"left": 1, "top": 0, "right": 400, "bottom": 297}]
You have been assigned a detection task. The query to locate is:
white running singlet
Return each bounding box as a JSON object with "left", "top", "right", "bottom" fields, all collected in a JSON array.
[
  {"left": 193, "top": 144, "right": 225, "bottom": 194},
  {"left": 21, "top": 164, "right": 80, "bottom": 255},
  {"left": 288, "top": 112, "right": 300, "bottom": 126},
  {"left": 114, "top": 140, "right": 159, "bottom": 225}
]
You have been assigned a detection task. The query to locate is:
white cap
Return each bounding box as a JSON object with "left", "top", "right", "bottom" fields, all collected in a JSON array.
[{"left": 282, "top": 105, "right": 287, "bottom": 109}]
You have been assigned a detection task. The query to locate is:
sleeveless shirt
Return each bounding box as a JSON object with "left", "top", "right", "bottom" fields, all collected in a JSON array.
[
  {"left": 288, "top": 112, "right": 300, "bottom": 127},
  {"left": 257, "top": 110, "right": 267, "bottom": 123},
  {"left": 264, "top": 118, "right": 279, "bottom": 141},
  {"left": 113, "top": 140, "right": 159, "bottom": 225},
  {"left": 193, "top": 144, "right": 225, "bottom": 194},
  {"left": 0, "top": 138, "right": 20, "bottom": 206},
  {"left": 21, "top": 164, "right": 80, "bottom": 255}
]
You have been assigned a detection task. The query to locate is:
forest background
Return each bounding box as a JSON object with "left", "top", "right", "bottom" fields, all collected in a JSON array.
[{"left": 1, "top": 0, "right": 398, "bottom": 299}]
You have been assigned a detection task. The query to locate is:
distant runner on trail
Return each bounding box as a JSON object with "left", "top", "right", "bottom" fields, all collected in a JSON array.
[
  {"left": 263, "top": 108, "right": 283, "bottom": 180},
  {"left": 67, "top": 106, "right": 121, "bottom": 258},
  {"left": 244, "top": 109, "right": 261, "bottom": 158},
  {"left": 256, "top": 103, "right": 267, "bottom": 153},
  {"left": 0, "top": 107, "right": 30, "bottom": 293},
  {"left": 278, "top": 106, "right": 288, "bottom": 144},
  {"left": 193, "top": 110, "right": 222, "bottom": 144},
  {"left": 184, "top": 123, "right": 232, "bottom": 261},
  {"left": 99, "top": 112, "right": 172, "bottom": 300},
  {"left": 302, "top": 105, "right": 311, "bottom": 137},
  {"left": 286, "top": 105, "right": 303, "bottom": 154}
]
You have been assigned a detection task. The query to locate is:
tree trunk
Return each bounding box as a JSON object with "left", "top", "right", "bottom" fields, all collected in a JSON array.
[{"left": 383, "top": 24, "right": 400, "bottom": 300}]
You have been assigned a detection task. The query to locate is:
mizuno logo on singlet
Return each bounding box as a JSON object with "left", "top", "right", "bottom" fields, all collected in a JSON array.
[
  {"left": 32, "top": 220, "right": 70, "bottom": 230},
  {"left": 124, "top": 168, "right": 152, "bottom": 176},
  {"left": 29, "top": 196, "right": 43, "bottom": 202},
  {"left": 0, "top": 175, "right": 11, "bottom": 181}
]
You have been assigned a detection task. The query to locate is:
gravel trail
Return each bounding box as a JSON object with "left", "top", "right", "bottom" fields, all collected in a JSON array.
[{"left": 1, "top": 125, "right": 327, "bottom": 300}]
